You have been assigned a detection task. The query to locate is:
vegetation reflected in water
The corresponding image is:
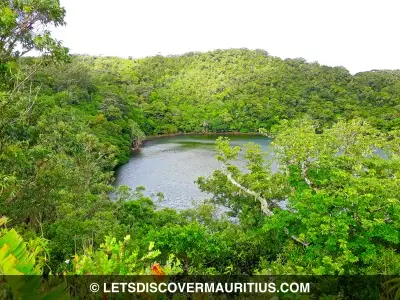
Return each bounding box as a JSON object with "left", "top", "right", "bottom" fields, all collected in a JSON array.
[{"left": 115, "top": 135, "right": 272, "bottom": 209}]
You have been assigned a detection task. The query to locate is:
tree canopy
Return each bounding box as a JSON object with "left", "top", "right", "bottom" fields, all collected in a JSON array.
[
  {"left": 0, "top": 0, "right": 68, "bottom": 66},
  {"left": 0, "top": 1, "right": 399, "bottom": 292}
]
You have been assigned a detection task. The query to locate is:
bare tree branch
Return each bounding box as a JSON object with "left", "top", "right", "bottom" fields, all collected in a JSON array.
[
  {"left": 284, "top": 228, "right": 310, "bottom": 247},
  {"left": 221, "top": 165, "right": 311, "bottom": 247},
  {"left": 300, "top": 161, "right": 319, "bottom": 192},
  {"left": 222, "top": 168, "right": 274, "bottom": 216}
]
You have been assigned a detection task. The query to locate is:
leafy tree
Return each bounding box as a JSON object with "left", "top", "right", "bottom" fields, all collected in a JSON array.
[
  {"left": 0, "top": 216, "right": 45, "bottom": 275},
  {"left": 0, "top": 0, "right": 68, "bottom": 66},
  {"left": 72, "top": 235, "right": 182, "bottom": 275},
  {"left": 198, "top": 119, "right": 400, "bottom": 275},
  {"left": 1, "top": 7, "right": 400, "bottom": 278}
]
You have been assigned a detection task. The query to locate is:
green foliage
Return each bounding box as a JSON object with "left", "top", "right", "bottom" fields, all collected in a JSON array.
[
  {"left": 72, "top": 234, "right": 182, "bottom": 275},
  {"left": 147, "top": 222, "right": 228, "bottom": 274},
  {"left": 200, "top": 120, "right": 400, "bottom": 275},
  {"left": 116, "top": 50, "right": 399, "bottom": 134},
  {"left": 1, "top": 14, "right": 400, "bottom": 279},
  {"left": 0, "top": 0, "right": 68, "bottom": 66},
  {"left": 0, "top": 219, "right": 71, "bottom": 299},
  {"left": 383, "top": 278, "right": 400, "bottom": 300},
  {"left": 0, "top": 217, "right": 44, "bottom": 275}
]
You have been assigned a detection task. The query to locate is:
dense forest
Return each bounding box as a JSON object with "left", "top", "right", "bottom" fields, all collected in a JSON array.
[{"left": 0, "top": 0, "right": 399, "bottom": 287}]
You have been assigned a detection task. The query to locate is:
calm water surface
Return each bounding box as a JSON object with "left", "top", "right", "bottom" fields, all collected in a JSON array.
[{"left": 114, "top": 135, "right": 272, "bottom": 209}]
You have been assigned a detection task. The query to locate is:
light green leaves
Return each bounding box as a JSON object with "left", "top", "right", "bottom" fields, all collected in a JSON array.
[
  {"left": 0, "top": 223, "right": 40, "bottom": 275},
  {"left": 209, "top": 119, "right": 400, "bottom": 275},
  {"left": 0, "top": 0, "right": 68, "bottom": 66},
  {"left": 72, "top": 235, "right": 181, "bottom": 275}
]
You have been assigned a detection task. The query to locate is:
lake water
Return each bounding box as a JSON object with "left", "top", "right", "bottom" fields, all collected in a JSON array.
[{"left": 114, "top": 134, "right": 272, "bottom": 209}]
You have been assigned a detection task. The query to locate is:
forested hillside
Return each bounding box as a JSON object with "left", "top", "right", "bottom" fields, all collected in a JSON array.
[
  {"left": 40, "top": 51, "right": 400, "bottom": 135},
  {"left": 27, "top": 50, "right": 400, "bottom": 165},
  {"left": 128, "top": 51, "right": 400, "bottom": 134},
  {"left": 0, "top": 0, "right": 399, "bottom": 284}
]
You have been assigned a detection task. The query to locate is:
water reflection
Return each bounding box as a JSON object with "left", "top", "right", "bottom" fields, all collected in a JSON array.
[{"left": 114, "top": 135, "right": 272, "bottom": 210}]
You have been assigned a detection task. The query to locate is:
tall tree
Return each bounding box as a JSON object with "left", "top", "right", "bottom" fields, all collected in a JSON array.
[{"left": 0, "top": 0, "right": 68, "bottom": 66}]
